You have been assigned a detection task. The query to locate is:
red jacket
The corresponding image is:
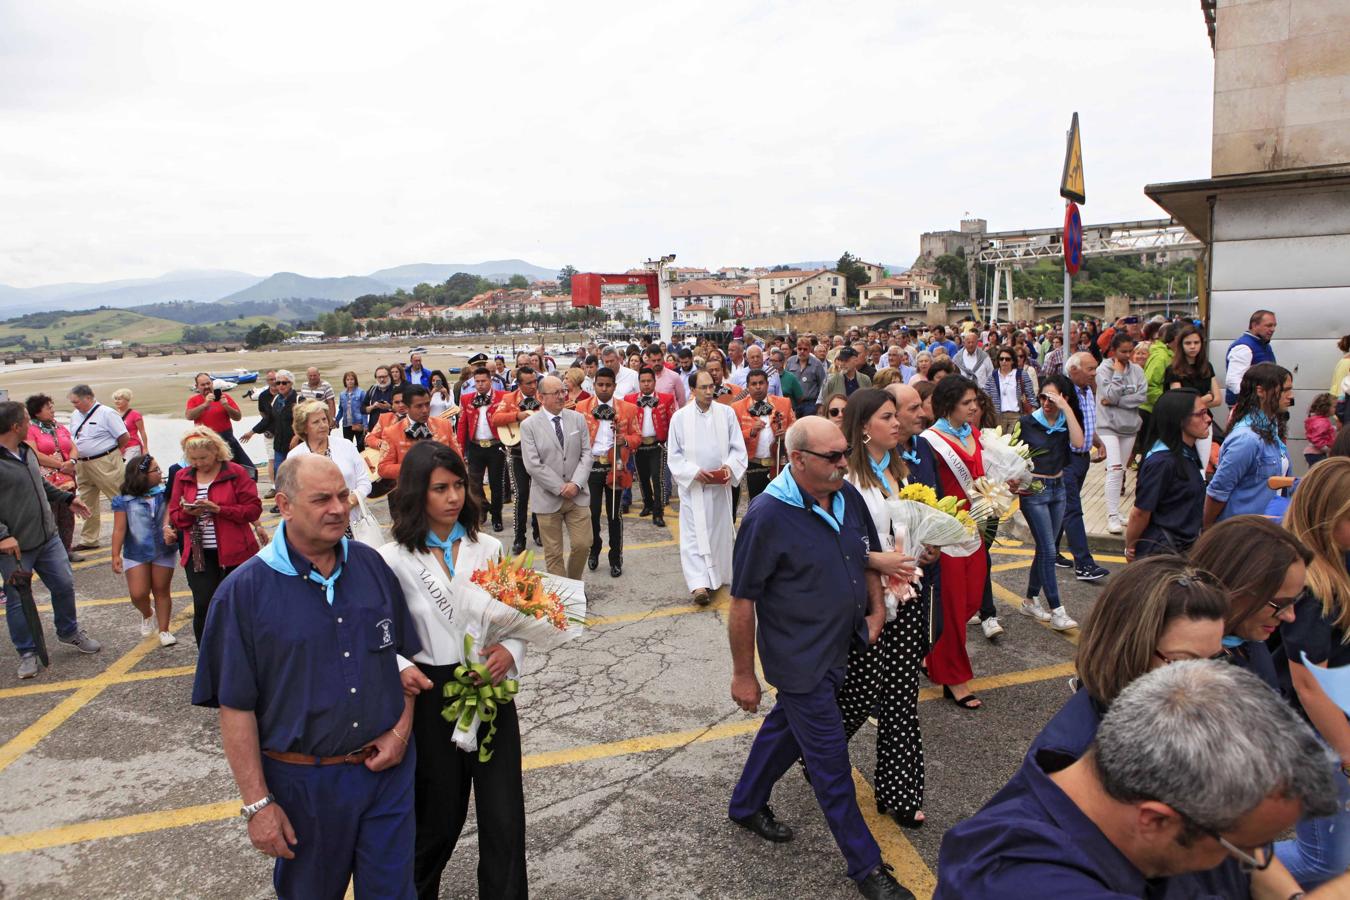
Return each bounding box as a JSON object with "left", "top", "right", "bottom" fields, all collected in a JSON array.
[
  {"left": 168, "top": 461, "right": 262, "bottom": 568},
  {"left": 623, "top": 391, "right": 676, "bottom": 443},
  {"left": 457, "top": 388, "right": 507, "bottom": 449}
]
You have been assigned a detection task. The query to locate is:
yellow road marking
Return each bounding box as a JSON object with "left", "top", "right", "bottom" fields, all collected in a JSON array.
[
  {"left": 853, "top": 769, "right": 936, "bottom": 899},
  {"left": 0, "top": 665, "right": 197, "bottom": 700},
  {"left": 0, "top": 608, "right": 193, "bottom": 774},
  {"left": 0, "top": 658, "right": 1074, "bottom": 856},
  {"left": 989, "top": 560, "right": 1033, "bottom": 573},
  {"left": 587, "top": 591, "right": 728, "bottom": 627},
  {"left": 0, "top": 591, "right": 193, "bottom": 619},
  {"left": 990, "top": 545, "right": 1125, "bottom": 564},
  {"left": 623, "top": 538, "right": 677, "bottom": 551}
]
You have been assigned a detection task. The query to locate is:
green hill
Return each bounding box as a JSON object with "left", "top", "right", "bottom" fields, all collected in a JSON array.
[{"left": 0, "top": 308, "right": 283, "bottom": 351}]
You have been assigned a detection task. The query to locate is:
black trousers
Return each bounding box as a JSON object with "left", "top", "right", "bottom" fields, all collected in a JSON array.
[
  {"left": 634, "top": 443, "right": 665, "bottom": 515},
  {"left": 185, "top": 549, "right": 235, "bottom": 644},
  {"left": 508, "top": 451, "right": 538, "bottom": 548},
  {"left": 342, "top": 425, "right": 365, "bottom": 452},
  {"left": 587, "top": 467, "right": 623, "bottom": 564},
  {"left": 746, "top": 463, "right": 773, "bottom": 502},
  {"left": 466, "top": 441, "right": 506, "bottom": 526},
  {"left": 413, "top": 662, "right": 527, "bottom": 900}
]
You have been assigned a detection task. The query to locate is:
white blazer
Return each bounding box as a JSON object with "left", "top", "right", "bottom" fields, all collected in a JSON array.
[
  {"left": 288, "top": 435, "right": 372, "bottom": 521},
  {"left": 379, "top": 534, "right": 525, "bottom": 676}
]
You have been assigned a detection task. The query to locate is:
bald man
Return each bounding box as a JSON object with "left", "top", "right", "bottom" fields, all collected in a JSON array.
[{"left": 193, "top": 455, "right": 422, "bottom": 898}]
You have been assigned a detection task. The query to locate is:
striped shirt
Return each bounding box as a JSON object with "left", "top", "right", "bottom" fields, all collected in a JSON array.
[{"left": 1072, "top": 384, "right": 1096, "bottom": 453}]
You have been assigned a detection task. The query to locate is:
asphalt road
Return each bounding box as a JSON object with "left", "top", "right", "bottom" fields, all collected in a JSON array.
[{"left": 0, "top": 494, "right": 1115, "bottom": 899}]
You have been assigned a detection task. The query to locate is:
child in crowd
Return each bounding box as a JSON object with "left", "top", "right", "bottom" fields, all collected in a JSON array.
[
  {"left": 1305, "top": 393, "right": 1337, "bottom": 468},
  {"left": 110, "top": 454, "right": 178, "bottom": 647}
]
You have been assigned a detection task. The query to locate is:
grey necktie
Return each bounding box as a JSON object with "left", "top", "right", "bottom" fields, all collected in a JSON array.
[{"left": 553, "top": 414, "right": 564, "bottom": 447}]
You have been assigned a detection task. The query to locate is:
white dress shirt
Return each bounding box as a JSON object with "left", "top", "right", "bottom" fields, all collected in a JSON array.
[
  {"left": 69, "top": 403, "right": 127, "bottom": 457},
  {"left": 591, "top": 404, "right": 615, "bottom": 456}
]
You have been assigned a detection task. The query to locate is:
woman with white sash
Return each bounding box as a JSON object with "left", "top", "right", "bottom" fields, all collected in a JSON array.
[
  {"left": 379, "top": 442, "right": 528, "bottom": 900},
  {"left": 920, "top": 375, "right": 991, "bottom": 710}
]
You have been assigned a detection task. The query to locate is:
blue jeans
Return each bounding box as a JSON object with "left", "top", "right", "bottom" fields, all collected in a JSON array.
[
  {"left": 1276, "top": 765, "right": 1350, "bottom": 887},
  {"left": 1022, "top": 478, "right": 1067, "bottom": 608},
  {"left": 1, "top": 533, "right": 80, "bottom": 656},
  {"left": 1055, "top": 451, "right": 1095, "bottom": 567}
]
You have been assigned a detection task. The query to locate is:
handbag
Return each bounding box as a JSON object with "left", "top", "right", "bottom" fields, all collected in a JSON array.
[{"left": 350, "top": 495, "right": 385, "bottom": 546}]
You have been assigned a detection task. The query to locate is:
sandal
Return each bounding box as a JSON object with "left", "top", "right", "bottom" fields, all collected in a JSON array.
[
  {"left": 943, "top": 685, "right": 982, "bottom": 710},
  {"left": 693, "top": 589, "right": 712, "bottom": 607},
  {"left": 876, "top": 803, "right": 925, "bottom": 829}
]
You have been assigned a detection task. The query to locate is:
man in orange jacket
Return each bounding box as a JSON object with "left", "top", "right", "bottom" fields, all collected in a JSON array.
[
  {"left": 376, "top": 385, "right": 461, "bottom": 483},
  {"left": 731, "top": 368, "right": 794, "bottom": 513},
  {"left": 577, "top": 367, "right": 640, "bottom": 577},
  {"left": 491, "top": 366, "right": 543, "bottom": 554}
]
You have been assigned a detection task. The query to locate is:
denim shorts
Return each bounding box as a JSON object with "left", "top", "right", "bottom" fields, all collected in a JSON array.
[{"left": 124, "top": 548, "right": 178, "bottom": 571}]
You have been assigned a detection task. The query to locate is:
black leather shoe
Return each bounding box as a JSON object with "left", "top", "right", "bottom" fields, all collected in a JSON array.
[
  {"left": 857, "top": 865, "right": 915, "bottom": 900},
  {"left": 511, "top": 540, "right": 526, "bottom": 555},
  {"left": 493, "top": 521, "right": 503, "bottom": 533},
  {"left": 610, "top": 563, "right": 621, "bottom": 577},
  {"left": 730, "top": 806, "right": 793, "bottom": 843},
  {"left": 652, "top": 514, "right": 665, "bottom": 527},
  {"left": 587, "top": 552, "right": 599, "bottom": 571},
  {"left": 638, "top": 506, "right": 652, "bottom": 517}
]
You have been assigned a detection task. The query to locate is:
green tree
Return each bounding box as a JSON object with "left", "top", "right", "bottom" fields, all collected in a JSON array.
[
  {"left": 558, "top": 265, "right": 577, "bottom": 293},
  {"left": 835, "top": 252, "right": 869, "bottom": 301},
  {"left": 714, "top": 307, "right": 730, "bottom": 322},
  {"left": 934, "top": 253, "right": 968, "bottom": 302},
  {"left": 182, "top": 325, "right": 212, "bottom": 343},
  {"left": 507, "top": 274, "right": 529, "bottom": 289}
]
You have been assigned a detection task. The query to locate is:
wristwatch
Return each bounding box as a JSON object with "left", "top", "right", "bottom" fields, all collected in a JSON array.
[{"left": 241, "top": 793, "right": 275, "bottom": 821}]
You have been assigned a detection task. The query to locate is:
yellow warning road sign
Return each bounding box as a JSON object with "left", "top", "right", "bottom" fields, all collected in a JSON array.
[{"left": 1059, "top": 112, "right": 1085, "bottom": 205}]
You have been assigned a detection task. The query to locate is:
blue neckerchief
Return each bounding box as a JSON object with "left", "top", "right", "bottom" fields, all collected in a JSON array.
[
  {"left": 147, "top": 484, "right": 166, "bottom": 496},
  {"left": 425, "top": 522, "right": 467, "bottom": 577},
  {"left": 900, "top": 446, "right": 920, "bottom": 465},
  {"left": 1032, "top": 409, "right": 1067, "bottom": 433},
  {"left": 763, "top": 464, "right": 846, "bottom": 533},
  {"left": 256, "top": 520, "right": 348, "bottom": 606},
  {"left": 934, "top": 417, "right": 972, "bottom": 441},
  {"left": 1145, "top": 439, "right": 1169, "bottom": 459},
  {"left": 1222, "top": 635, "right": 1245, "bottom": 649},
  {"left": 868, "top": 450, "right": 893, "bottom": 494},
  {"left": 1232, "top": 412, "right": 1288, "bottom": 458}
]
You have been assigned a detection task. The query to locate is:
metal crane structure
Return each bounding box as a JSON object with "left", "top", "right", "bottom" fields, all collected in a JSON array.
[{"left": 973, "top": 217, "right": 1202, "bottom": 322}]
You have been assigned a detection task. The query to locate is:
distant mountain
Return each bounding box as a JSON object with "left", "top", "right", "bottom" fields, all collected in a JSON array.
[
  {"left": 219, "top": 273, "right": 396, "bottom": 304},
  {"left": 129, "top": 298, "right": 342, "bottom": 324},
  {"left": 368, "top": 259, "right": 558, "bottom": 289},
  {"left": 0, "top": 270, "right": 263, "bottom": 317}
]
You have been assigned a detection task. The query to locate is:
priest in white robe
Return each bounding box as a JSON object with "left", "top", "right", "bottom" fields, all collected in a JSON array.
[{"left": 669, "top": 369, "right": 748, "bottom": 605}]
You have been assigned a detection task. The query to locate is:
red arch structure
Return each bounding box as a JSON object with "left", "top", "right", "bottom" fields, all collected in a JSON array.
[{"left": 570, "top": 272, "right": 660, "bottom": 310}]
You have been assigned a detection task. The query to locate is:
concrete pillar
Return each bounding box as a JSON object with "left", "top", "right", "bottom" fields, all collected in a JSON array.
[
  {"left": 1103, "top": 295, "right": 1131, "bottom": 321},
  {"left": 927, "top": 303, "right": 949, "bottom": 327},
  {"left": 1011, "top": 297, "right": 1037, "bottom": 322}
]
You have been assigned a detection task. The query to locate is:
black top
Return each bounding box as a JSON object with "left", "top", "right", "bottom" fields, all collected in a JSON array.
[
  {"left": 1132, "top": 444, "right": 1205, "bottom": 556},
  {"left": 1275, "top": 570, "right": 1350, "bottom": 725},
  {"left": 1018, "top": 413, "right": 1071, "bottom": 477},
  {"left": 1165, "top": 362, "right": 1214, "bottom": 396}
]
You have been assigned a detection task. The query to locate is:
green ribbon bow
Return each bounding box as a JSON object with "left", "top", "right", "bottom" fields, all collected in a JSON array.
[{"left": 441, "top": 633, "right": 519, "bottom": 762}]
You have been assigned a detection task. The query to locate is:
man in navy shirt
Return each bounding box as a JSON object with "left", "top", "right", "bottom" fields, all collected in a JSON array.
[
  {"left": 937, "top": 661, "right": 1342, "bottom": 899},
  {"left": 193, "top": 456, "right": 426, "bottom": 899},
  {"left": 727, "top": 417, "right": 914, "bottom": 900}
]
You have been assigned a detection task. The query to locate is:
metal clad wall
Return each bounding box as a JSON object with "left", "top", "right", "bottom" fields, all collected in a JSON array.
[{"left": 1208, "top": 189, "right": 1350, "bottom": 467}]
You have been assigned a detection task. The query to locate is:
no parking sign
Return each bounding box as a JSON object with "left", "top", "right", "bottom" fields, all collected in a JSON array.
[{"left": 1064, "top": 202, "right": 1083, "bottom": 275}]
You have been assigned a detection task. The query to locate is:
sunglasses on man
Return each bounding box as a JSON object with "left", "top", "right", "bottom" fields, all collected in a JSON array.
[{"left": 799, "top": 446, "right": 851, "bottom": 463}]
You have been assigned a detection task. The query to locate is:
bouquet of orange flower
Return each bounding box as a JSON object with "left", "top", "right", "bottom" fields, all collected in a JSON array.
[{"left": 443, "top": 551, "right": 586, "bottom": 759}]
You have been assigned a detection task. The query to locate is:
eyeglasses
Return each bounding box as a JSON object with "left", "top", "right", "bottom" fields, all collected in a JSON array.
[
  {"left": 275, "top": 380, "right": 291, "bottom": 385},
  {"left": 827, "top": 407, "right": 845, "bottom": 418},
  {"left": 1211, "top": 834, "right": 1275, "bottom": 873},
  {"left": 1266, "top": 593, "right": 1302, "bottom": 616},
  {"left": 799, "top": 446, "right": 851, "bottom": 463},
  {"left": 1189, "top": 409, "right": 1213, "bottom": 419},
  {"left": 1154, "top": 648, "right": 1227, "bottom": 665}
]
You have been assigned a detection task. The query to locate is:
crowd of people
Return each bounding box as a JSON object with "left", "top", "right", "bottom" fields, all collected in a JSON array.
[{"left": 2, "top": 311, "right": 1349, "bottom": 898}]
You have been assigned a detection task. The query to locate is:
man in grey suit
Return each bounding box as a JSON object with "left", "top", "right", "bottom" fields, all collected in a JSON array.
[{"left": 520, "top": 375, "right": 593, "bottom": 579}]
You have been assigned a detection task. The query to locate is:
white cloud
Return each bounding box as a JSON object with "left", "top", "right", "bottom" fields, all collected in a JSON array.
[{"left": 0, "top": 0, "right": 1213, "bottom": 286}]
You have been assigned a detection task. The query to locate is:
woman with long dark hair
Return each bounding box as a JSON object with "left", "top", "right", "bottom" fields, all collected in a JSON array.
[
  {"left": 1164, "top": 323, "right": 1220, "bottom": 470},
  {"left": 836, "top": 389, "right": 927, "bottom": 828},
  {"left": 378, "top": 442, "right": 527, "bottom": 900},
  {"left": 1190, "top": 514, "right": 1311, "bottom": 688},
  {"left": 1205, "top": 362, "right": 1294, "bottom": 527},
  {"left": 1124, "top": 389, "right": 1211, "bottom": 560},
  {"left": 923, "top": 376, "right": 991, "bottom": 709}
]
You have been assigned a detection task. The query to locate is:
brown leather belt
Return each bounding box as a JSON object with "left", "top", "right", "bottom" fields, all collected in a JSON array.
[
  {"left": 750, "top": 458, "right": 775, "bottom": 467},
  {"left": 263, "top": 746, "right": 375, "bottom": 766}
]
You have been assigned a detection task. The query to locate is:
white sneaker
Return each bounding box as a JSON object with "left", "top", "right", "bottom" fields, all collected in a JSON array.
[
  {"left": 1050, "top": 607, "right": 1078, "bottom": 631},
  {"left": 981, "top": 616, "right": 1005, "bottom": 640},
  {"left": 1107, "top": 515, "right": 1123, "bottom": 534},
  {"left": 967, "top": 614, "right": 980, "bottom": 626},
  {"left": 158, "top": 631, "right": 177, "bottom": 647},
  {"left": 1019, "top": 598, "right": 1052, "bottom": 622},
  {"left": 140, "top": 617, "right": 154, "bottom": 636}
]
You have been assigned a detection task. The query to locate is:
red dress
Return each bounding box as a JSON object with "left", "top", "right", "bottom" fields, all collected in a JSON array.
[{"left": 926, "top": 432, "right": 990, "bottom": 686}]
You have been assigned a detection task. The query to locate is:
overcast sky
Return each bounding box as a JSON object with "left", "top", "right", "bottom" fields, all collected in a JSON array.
[{"left": 0, "top": 1, "right": 1214, "bottom": 287}]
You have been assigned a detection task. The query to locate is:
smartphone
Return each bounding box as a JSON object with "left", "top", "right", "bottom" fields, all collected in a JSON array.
[{"left": 213, "top": 388, "right": 222, "bottom": 401}]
